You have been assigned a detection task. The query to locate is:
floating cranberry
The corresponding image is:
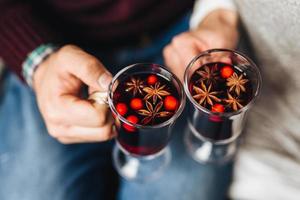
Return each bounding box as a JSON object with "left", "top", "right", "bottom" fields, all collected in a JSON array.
[
  {"left": 123, "top": 115, "right": 139, "bottom": 132},
  {"left": 116, "top": 103, "right": 128, "bottom": 116},
  {"left": 130, "top": 98, "right": 143, "bottom": 110},
  {"left": 164, "top": 96, "right": 178, "bottom": 111},
  {"left": 211, "top": 104, "right": 225, "bottom": 113},
  {"left": 147, "top": 74, "right": 158, "bottom": 85},
  {"left": 220, "top": 65, "right": 234, "bottom": 78}
]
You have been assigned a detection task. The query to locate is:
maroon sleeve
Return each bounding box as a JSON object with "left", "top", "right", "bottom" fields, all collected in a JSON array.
[{"left": 0, "top": 0, "right": 58, "bottom": 79}]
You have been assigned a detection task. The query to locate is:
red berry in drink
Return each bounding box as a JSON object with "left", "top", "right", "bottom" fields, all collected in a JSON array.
[
  {"left": 123, "top": 115, "right": 139, "bottom": 132},
  {"left": 116, "top": 103, "right": 128, "bottom": 116},
  {"left": 164, "top": 96, "right": 178, "bottom": 111},
  {"left": 147, "top": 74, "right": 158, "bottom": 85},
  {"left": 211, "top": 104, "right": 225, "bottom": 113},
  {"left": 130, "top": 98, "right": 143, "bottom": 110},
  {"left": 220, "top": 65, "right": 234, "bottom": 78}
]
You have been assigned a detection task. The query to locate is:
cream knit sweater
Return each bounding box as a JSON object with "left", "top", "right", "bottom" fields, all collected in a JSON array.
[{"left": 192, "top": 1, "right": 300, "bottom": 199}]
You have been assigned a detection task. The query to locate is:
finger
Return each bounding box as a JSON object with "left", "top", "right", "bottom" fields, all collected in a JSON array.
[
  {"left": 57, "top": 127, "right": 116, "bottom": 144},
  {"left": 51, "top": 94, "right": 110, "bottom": 127},
  {"left": 73, "top": 59, "right": 112, "bottom": 92},
  {"left": 47, "top": 121, "right": 116, "bottom": 141},
  {"left": 171, "top": 36, "right": 204, "bottom": 67},
  {"left": 52, "top": 123, "right": 117, "bottom": 144},
  {"left": 215, "top": 53, "right": 233, "bottom": 64},
  {"left": 56, "top": 137, "right": 80, "bottom": 144},
  {"left": 177, "top": 44, "right": 200, "bottom": 68},
  {"left": 189, "top": 33, "right": 210, "bottom": 51},
  {"left": 174, "top": 34, "right": 232, "bottom": 66},
  {"left": 64, "top": 124, "right": 116, "bottom": 143},
  {"left": 59, "top": 46, "right": 112, "bottom": 91},
  {"left": 163, "top": 45, "right": 185, "bottom": 82}
]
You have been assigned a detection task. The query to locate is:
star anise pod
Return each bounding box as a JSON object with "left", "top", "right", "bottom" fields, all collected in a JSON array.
[
  {"left": 138, "top": 101, "right": 172, "bottom": 125},
  {"left": 224, "top": 92, "right": 243, "bottom": 111},
  {"left": 143, "top": 82, "right": 170, "bottom": 104},
  {"left": 226, "top": 72, "right": 248, "bottom": 96},
  {"left": 192, "top": 81, "right": 221, "bottom": 106},
  {"left": 125, "top": 77, "right": 145, "bottom": 96},
  {"left": 196, "top": 64, "right": 219, "bottom": 85}
]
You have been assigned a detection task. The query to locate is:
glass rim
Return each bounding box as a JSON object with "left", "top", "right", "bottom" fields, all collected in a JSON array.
[
  {"left": 108, "top": 63, "right": 186, "bottom": 129},
  {"left": 184, "top": 48, "right": 262, "bottom": 117}
]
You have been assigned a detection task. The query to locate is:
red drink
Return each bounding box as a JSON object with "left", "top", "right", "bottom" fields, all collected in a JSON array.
[
  {"left": 188, "top": 62, "right": 254, "bottom": 140},
  {"left": 113, "top": 72, "right": 180, "bottom": 156}
]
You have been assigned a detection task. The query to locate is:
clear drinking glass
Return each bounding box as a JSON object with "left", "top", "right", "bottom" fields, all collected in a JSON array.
[
  {"left": 183, "top": 49, "right": 262, "bottom": 163},
  {"left": 108, "top": 63, "right": 185, "bottom": 181}
]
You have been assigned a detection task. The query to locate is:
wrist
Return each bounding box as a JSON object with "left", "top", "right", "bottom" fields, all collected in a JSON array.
[
  {"left": 198, "top": 9, "right": 238, "bottom": 32},
  {"left": 22, "top": 44, "right": 58, "bottom": 88},
  {"left": 32, "top": 50, "right": 56, "bottom": 92},
  {"left": 196, "top": 9, "right": 239, "bottom": 49},
  {"left": 190, "top": 0, "right": 237, "bottom": 30}
]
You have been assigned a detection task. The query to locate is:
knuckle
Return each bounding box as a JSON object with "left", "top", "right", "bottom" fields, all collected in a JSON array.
[
  {"left": 46, "top": 125, "right": 61, "bottom": 138},
  {"left": 99, "top": 127, "right": 113, "bottom": 141},
  {"left": 172, "top": 33, "right": 194, "bottom": 47},
  {"left": 88, "top": 59, "right": 103, "bottom": 74},
  {"left": 172, "top": 39, "right": 183, "bottom": 49},
  {"left": 171, "top": 35, "right": 181, "bottom": 45},
  {"left": 81, "top": 58, "right": 101, "bottom": 76},
  {"left": 94, "top": 111, "right": 107, "bottom": 127},
  {"left": 86, "top": 57, "right": 99, "bottom": 67},
  {"left": 171, "top": 33, "right": 187, "bottom": 45},
  {"left": 57, "top": 138, "right": 71, "bottom": 144},
  {"left": 44, "top": 107, "right": 60, "bottom": 123},
  {"left": 59, "top": 44, "right": 77, "bottom": 54},
  {"left": 163, "top": 46, "right": 171, "bottom": 57},
  {"left": 56, "top": 46, "right": 70, "bottom": 59},
  {"left": 101, "top": 134, "right": 111, "bottom": 141},
  {"left": 55, "top": 45, "right": 79, "bottom": 66}
]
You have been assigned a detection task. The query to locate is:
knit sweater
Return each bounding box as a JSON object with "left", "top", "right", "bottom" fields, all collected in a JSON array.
[
  {"left": 0, "top": 0, "right": 193, "bottom": 80},
  {"left": 192, "top": 0, "right": 300, "bottom": 199},
  {"left": 229, "top": 1, "right": 300, "bottom": 199}
]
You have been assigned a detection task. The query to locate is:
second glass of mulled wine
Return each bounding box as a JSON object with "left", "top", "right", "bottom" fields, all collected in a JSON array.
[
  {"left": 108, "top": 63, "right": 185, "bottom": 181},
  {"left": 183, "top": 49, "right": 262, "bottom": 163}
]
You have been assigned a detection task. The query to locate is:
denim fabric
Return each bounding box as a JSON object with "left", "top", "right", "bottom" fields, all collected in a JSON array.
[
  {"left": 0, "top": 13, "right": 232, "bottom": 200},
  {"left": 0, "top": 73, "right": 118, "bottom": 200}
]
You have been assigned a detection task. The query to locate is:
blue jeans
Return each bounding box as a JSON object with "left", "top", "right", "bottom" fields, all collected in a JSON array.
[{"left": 0, "top": 14, "right": 232, "bottom": 200}]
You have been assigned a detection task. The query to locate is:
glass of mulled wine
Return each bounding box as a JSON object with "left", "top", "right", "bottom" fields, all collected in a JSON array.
[
  {"left": 183, "top": 49, "right": 261, "bottom": 163},
  {"left": 108, "top": 63, "right": 185, "bottom": 181}
]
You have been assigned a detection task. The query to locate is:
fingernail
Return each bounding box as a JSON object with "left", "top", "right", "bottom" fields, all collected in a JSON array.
[{"left": 98, "top": 72, "right": 112, "bottom": 90}]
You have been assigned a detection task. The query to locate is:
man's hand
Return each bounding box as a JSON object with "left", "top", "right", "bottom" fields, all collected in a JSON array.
[
  {"left": 33, "top": 45, "right": 115, "bottom": 144},
  {"left": 163, "top": 9, "right": 239, "bottom": 81}
]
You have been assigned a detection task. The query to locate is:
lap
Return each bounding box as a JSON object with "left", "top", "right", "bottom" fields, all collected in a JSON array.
[{"left": 0, "top": 73, "right": 118, "bottom": 200}]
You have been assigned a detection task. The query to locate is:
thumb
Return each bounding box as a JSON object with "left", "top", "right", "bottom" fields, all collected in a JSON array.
[
  {"left": 62, "top": 47, "right": 113, "bottom": 91},
  {"left": 73, "top": 60, "right": 112, "bottom": 92},
  {"left": 96, "top": 71, "right": 113, "bottom": 92}
]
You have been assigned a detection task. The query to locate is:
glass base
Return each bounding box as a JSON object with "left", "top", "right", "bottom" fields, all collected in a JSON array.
[
  {"left": 113, "top": 143, "right": 171, "bottom": 182},
  {"left": 184, "top": 121, "right": 237, "bottom": 164}
]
